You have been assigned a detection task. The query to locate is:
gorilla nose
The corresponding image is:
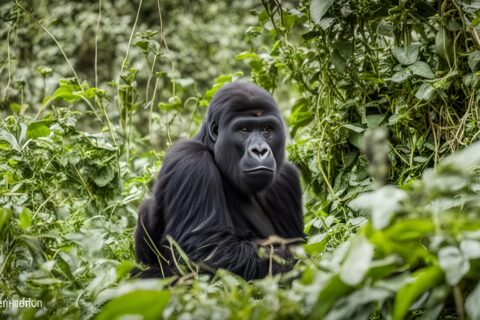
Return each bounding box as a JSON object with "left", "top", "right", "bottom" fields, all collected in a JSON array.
[{"left": 249, "top": 145, "right": 270, "bottom": 160}]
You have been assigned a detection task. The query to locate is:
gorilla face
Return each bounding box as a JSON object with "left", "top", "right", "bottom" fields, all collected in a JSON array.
[{"left": 211, "top": 106, "right": 286, "bottom": 195}]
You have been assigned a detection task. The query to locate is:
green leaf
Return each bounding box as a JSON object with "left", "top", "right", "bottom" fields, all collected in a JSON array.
[
  {"left": 393, "top": 266, "right": 444, "bottom": 320},
  {"left": 349, "top": 186, "right": 407, "bottom": 229},
  {"left": 340, "top": 236, "right": 373, "bottom": 286},
  {"left": 96, "top": 290, "right": 170, "bottom": 320},
  {"left": 377, "top": 20, "right": 393, "bottom": 37},
  {"left": 26, "top": 122, "right": 51, "bottom": 139},
  {"left": 366, "top": 114, "right": 386, "bottom": 128},
  {"left": 0, "top": 130, "right": 21, "bottom": 151},
  {"left": 305, "top": 232, "right": 328, "bottom": 255},
  {"left": 134, "top": 40, "right": 149, "bottom": 52},
  {"left": 92, "top": 166, "right": 115, "bottom": 187},
  {"left": 441, "top": 140, "right": 480, "bottom": 169},
  {"left": 45, "top": 85, "right": 79, "bottom": 104},
  {"left": 410, "top": 61, "right": 434, "bottom": 79},
  {"left": 348, "top": 131, "right": 364, "bottom": 150},
  {"left": 325, "top": 286, "right": 391, "bottom": 320},
  {"left": 332, "top": 49, "right": 347, "bottom": 73},
  {"left": 390, "top": 69, "right": 411, "bottom": 82},
  {"left": 310, "top": 0, "right": 334, "bottom": 24},
  {"left": 436, "top": 30, "right": 452, "bottom": 62},
  {"left": 438, "top": 246, "right": 470, "bottom": 285},
  {"left": 0, "top": 208, "right": 12, "bottom": 239},
  {"left": 392, "top": 44, "right": 420, "bottom": 65},
  {"left": 19, "top": 207, "right": 32, "bottom": 230},
  {"left": 115, "top": 261, "right": 137, "bottom": 280},
  {"left": 415, "top": 83, "right": 434, "bottom": 101},
  {"left": 289, "top": 98, "right": 313, "bottom": 137},
  {"left": 468, "top": 51, "right": 480, "bottom": 72},
  {"left": 312, "top": 275, "right": 353, "bottom": 318},
  {"left": 466, "top": 282, "right": 480, "bottom": 320},
  {"left": 10, "top": 102, "right": 21, "bottom": 114},
  {"left": 342, "top": 124, "right": 365, "bottom": 133},
  {"left": 460, "top": 239, "right": 480, "bottom": 259}
]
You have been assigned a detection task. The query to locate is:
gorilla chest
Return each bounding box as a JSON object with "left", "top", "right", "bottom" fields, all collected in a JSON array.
[{"left": 226, "top": 194, "right": 276, "bottom": 239}]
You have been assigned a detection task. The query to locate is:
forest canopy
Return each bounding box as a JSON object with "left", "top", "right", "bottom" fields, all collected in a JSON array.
[{"left": 1, "top": 0, "right": 480, "bottom": 319}]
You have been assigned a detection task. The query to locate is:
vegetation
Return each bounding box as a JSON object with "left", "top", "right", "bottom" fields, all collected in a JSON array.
[{"left": 1, "top": 0, "right": 480, "bottom": 319}]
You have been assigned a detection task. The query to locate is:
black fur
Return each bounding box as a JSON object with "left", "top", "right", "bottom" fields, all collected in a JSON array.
[{"left": 134, "top": 82, "right": 304, "bottom": 280}]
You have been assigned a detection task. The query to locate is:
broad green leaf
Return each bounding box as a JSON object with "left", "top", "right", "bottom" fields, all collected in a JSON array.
[
  {"left": 415, "top": 83, "right": 434, "bottom": 101},
  {"left": 348, "top": 131, "right": 364, "bottom": 150},
  {"left": 26, "top": 122, "right": 50, "bottom": 139},
  {"left": 9, "top": 102, "right": 21, "bottom": 114},
  {"left": 410, "top": 61, "right": 434, "bottom": 79},
  {"left": 92, "top": 166, "right": 115, "bottom": 187},
  {"left": 390, "top": 69, "right": 411, "bottom": 82},
  {"left": 340, "top": 236, "right": 373, "bottom": 286},
  {"left": 0, "top": 130, "right": 21, "bottom": 151},
  {"left": 393, "top": 266, "right": 444, "bottom": 320},
  {"left": 468, "top": 51, "right": 480, "bottom": 72},
  {"left": 289, "top": 98, "right": 313, "bottom": 137},
  {"left": 302, "top": 30, "right": 320, "bottom": 40},
  {"left": 349, "top": 186, "right": 407, "bottom": 229},
  {"left": 305, "top": 232, "right": 328, "bottom": 255},
  {"left": 366, "top": 114, "right": 386, "bottom": 128},
  {"left": 442, "top": 140, "right": 480, "bottom": 169},
  {"left": 377, "top": 20, "right": 393, "bottom": 37},
  {"left": 438, "top": 246, "right": 470, "bottom": 285},
  {"left": 436, "top": 30, "right": 452, "bottom": 62},
  {"left": 466, "top": 282, "right": 480, "bottom": 320},
  {"left": 310, "top": 0, "right": 334, "bottom": 24},
  {"left": 332, "top": 49, "right": 346, "bottom": 73},
  {"left": 460, "top": 239, "right": 480, "bottom": 259},
  {"left": 0, "top": 208, "right": 12, "bottom": 239},
  {"left": 96, "top": 290, "right": 170, "bottom": 320},
  {"left": 384, "top": 219, "right": 435, "bottom": 242},
  {"left": 134, "top": 40, "right": 149, "bottom": 52},
  {"left": 392, "top": 44, "right": 420, "bottom": 65},
  {"left": 342, "top": 124, "right": 365, "bottom": 133},
  {"left": 115, "top": 261, "right": 137, "bottom": 280},
  {"left": 334, "top": 39, "right": 353, "bottom": 60},
  {"left": 19, "top": 207, "right": 32, "bottom": 230},
  {"left": 312, "top": 275, "right": 353, "bottom": 318},
  {"left": 325, "top": 286, "right": 391, "bottom": 320}
]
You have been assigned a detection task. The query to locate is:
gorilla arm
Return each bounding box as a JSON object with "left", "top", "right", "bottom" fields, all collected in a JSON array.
[{"left": 154, "top": 141, "right": 291, "bottom": 280}]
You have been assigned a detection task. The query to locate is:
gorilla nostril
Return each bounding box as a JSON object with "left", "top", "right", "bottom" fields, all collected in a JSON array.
[{"left": 251, "top": 146, "right": 269, "bottom": 159}]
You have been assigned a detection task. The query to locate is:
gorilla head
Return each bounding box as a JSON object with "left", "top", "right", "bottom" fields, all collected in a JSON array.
[{"left": 194, "top": 82, "right": 286, "bottom": 194}]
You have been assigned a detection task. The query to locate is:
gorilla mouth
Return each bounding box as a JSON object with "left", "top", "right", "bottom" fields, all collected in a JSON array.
[{"left": 243, "top": 166, "right": 274, "bottom": 174}]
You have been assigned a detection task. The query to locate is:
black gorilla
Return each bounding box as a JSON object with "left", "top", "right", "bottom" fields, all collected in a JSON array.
[{"left": 134, "top": 81, "right": 304, "bottom": 280}]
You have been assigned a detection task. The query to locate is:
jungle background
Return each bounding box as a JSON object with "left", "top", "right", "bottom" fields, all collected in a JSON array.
[{"left": 1, "top": 0, "right": 480, "bottom": 319}]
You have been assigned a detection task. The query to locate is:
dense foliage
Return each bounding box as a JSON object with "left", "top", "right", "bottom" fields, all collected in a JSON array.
[{"left": 1, "top": 0, "right": 480, "bottom": 319}]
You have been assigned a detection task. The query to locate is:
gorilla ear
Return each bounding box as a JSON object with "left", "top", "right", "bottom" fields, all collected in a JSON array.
[{"left": 208, "top": 122, "right": 218, "bottom": 142}]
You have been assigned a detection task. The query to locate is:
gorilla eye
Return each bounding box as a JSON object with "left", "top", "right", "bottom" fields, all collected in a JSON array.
[
  {"left": 261, "top": 126, "right": 273, "bottom": 133},
  {"left": 240, "top": 127, "right": 249, "bottom": 132}
]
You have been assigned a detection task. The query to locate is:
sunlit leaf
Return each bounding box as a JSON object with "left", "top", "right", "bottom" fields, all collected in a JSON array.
[
  {"left": 438, "top": 246, "right": 469, "bottom": 285},
  {"left": 96, "top": 290, "right": 170, "bottom": 320},
  {"left": 340, "top": 236, "right": 373, "bottom": 286},
  {"left": 310, "top": 0, "right": 334, "bottom": 24},
  {"left": 349, "top": 186, "right": 407, "bottom": 229},
  {"left": 393, "top": 266, "right": 444, "bottom": 320}
]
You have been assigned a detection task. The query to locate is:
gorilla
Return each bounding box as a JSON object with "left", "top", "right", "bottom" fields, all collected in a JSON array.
[{"left": 134, "top": 81, "right": 304, "bottom": 280}]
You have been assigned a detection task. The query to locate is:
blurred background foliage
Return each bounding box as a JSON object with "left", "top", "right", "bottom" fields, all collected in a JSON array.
[{"left": 1, "top": 0, "right": 480, "bottom": 319}]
